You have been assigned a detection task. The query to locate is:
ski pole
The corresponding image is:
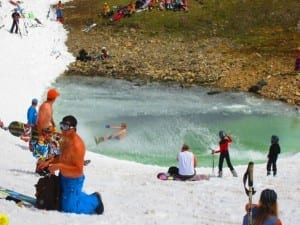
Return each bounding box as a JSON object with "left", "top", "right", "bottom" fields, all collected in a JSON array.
[
  {"left": 248, "top": 162, "right": 254, "bottom": 225},
  {"left": 209, "top": 148, "right": 215, "bottom": 176},
  {"left": 243, "top": 161, "right": 255, "bottom": 225}
]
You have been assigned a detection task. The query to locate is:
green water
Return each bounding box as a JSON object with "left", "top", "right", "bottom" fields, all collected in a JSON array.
[{"left": 54, "top": 76, "right": 300, "bottom": 167}]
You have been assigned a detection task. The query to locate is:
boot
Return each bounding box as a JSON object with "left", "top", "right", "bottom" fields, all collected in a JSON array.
[
  {"left": 218, "top": 171, "right": 223, "bottom": 178},
  {"left": 231, "top": 169, "right": 238, "bottom": 177}
]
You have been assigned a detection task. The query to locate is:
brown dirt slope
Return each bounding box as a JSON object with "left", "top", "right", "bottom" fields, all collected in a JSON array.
[{"left": 61, "top": 0, "right": 300, "bottom": 106}]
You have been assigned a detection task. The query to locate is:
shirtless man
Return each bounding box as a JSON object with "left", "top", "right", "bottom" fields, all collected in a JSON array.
[
  {"left": 94, "top": 122, "right": 127, "bottom": 144},
  {"left": 38, "top": 115, "right": 104, "bottom": 214},
  {"left": 37, "top": 88, "right": 60, "bottom": 136}
]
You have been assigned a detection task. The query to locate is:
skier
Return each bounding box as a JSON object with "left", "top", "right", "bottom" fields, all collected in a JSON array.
[
  {"left": 212, "top": 130, "right": 238, "bottom": 177},
  {"left": 10, "top": 8, "right": 20, "bottom": 34},
  {"left": 56, "top": 1, "right": 64, "bottom": 23},
  {"left": 267, "top": 135, "right": 280, "bottom": 176}
]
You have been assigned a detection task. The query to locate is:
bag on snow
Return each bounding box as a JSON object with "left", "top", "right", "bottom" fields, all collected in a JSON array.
[{"left": 35, "top": 174, "right": 61, "bottom": 210}]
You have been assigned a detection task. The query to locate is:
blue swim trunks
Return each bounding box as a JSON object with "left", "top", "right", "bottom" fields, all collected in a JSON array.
[{"left": 60, "top": 174, "right": 103, "bottom": 214}]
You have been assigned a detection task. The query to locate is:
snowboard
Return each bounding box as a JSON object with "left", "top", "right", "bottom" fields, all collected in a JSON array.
[
  {"left": 0, "top": 186, "right": 36, "bottom": 208},
  {"left": 157, "top": 172, "right": 210, "bottom": 181},
  {"left": 8, "top": 121, "right": 39, "bottom": 140}
]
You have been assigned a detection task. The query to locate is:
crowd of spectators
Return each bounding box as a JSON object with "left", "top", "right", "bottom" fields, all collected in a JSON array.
[{"left": 100, "top": 0, "right": 188, "bottom": 22}]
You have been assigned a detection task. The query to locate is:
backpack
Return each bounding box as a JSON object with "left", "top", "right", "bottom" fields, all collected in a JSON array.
[{"left": 35, "top": 174, "right": 61, "bottom": 210}]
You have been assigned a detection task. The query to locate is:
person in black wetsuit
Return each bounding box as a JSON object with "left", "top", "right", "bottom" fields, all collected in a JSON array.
[{"left": 266, "top": 135, "right": 281, "bottom": 176}]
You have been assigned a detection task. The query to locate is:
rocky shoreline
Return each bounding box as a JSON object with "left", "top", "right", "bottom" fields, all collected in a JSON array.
[{"left": 63, "top": 21, "right": 300, "bottom": 106}]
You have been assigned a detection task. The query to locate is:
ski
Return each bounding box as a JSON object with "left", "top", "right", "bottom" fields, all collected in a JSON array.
[{"left": 0, "top": 187, "right": 36, "bottom": 208}]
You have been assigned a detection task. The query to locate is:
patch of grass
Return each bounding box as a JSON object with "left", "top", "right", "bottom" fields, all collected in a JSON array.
[{"left": 64, "top": 0, "right": 300, "bottom": 53}]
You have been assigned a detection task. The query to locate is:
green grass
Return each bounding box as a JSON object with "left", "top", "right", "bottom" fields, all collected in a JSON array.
[{"left": 65, "top": 0, "right": 300, "bottom": 53}]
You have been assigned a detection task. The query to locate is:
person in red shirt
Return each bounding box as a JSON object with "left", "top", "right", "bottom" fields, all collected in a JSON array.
[{"left": 212, "top": 131, "right": 237, "bottom": 177}]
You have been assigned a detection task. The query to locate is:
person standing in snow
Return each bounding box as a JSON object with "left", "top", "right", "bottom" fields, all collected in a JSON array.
[
  {"left": 56, "top": 1, "right": 64, "bottom": 23},
  {"left": 27, "top": 98, "right": 38, "bottom": 127},
  {"left": 20, "top": 98, "right": 39, "bottom": 143},
  {"left": 37, "top": 88, "right": 60, "bottom": 138},
  {"left": 266, "top": 135, "right": 280, "bottom": 176},
  {"left": 10, "top": 8, "right": 20, "bottom": 34},
  {"left": 212, "top": 130, "right": 238, "bottom": 177}
]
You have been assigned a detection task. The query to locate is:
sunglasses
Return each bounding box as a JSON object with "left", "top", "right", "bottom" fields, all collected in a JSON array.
[{"left": 59, "top": 122, "right": 75, "bottom": 131}]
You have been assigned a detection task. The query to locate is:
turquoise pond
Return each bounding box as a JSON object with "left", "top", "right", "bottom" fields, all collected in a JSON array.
[{"left": 53, "top": 76, "right": 300, "bottom": 167}]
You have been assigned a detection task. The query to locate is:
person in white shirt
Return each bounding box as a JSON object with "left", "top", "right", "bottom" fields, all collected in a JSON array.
[{"left": 168, "top": 144, "right": 198, "bottom": 179}]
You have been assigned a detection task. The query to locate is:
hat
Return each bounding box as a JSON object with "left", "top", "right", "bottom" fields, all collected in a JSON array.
[
  {"left": 32, "top": 98, "right": 38, "bottom": 104},
  {"left": 260, "top": 189, "right": 277, "bottom": 207},
  {"left": 47, "top": 88, "right": 60, "bottom": 100},
  {"left": 61, "top": 115, "right": 77, "bottom": 128},
  {"left": 101, "top": 47, "right": 106, "bottom": 51}
]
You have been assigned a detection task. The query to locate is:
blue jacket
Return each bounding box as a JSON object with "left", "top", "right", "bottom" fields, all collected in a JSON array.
[
  {"left": 27, "top": 105, "right": 37, "bottom": 126},
  {"left": 242, "top": 206, "right": 282, "bottom": 225}
]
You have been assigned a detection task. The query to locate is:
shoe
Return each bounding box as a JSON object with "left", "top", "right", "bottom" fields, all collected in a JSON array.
[
  {"left": 94, "top": 192, "right": 104, "bottom": 215},
  {"left": 218, "top": 171, "right": 222, "bottom": 178},
  {"left": 231, "top": 169, "right": 238, "bottom": 177},
  {"left": 267, "top": 171, "right": 271, "bottom": 176}
]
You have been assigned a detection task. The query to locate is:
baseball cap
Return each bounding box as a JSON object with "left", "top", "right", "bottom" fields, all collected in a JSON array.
[
  {"left": 32, "top": 98, "right": 38, "bottom": 104},
  {"left": 47, "top": 88, "right": 60, "bottom": 100}
]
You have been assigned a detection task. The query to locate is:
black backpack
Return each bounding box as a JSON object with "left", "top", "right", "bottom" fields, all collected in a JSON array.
[{"left": 35, "top": 174, "right": 61, "bottom": 210}]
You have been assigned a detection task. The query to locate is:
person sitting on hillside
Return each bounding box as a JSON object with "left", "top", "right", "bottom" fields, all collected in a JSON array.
[
  {"left": 173, "top": 0, "right": 184, "bottom": 11},
  {"left": 97, "top": 47, "right": 111, "bottom": 60},
  {"left": 126, "top": 1, "right": 136, "bottom": 16},
  {"left": 135, "top": 0, "right": 146, "bottom": 10},
  {"left": 182, "top": 0, "right": 188, "bottom": 10},
  {"left": 159, "top": 0, "right": 165, "bottom": 11},
  {"left": 165, "top": 0, "right": 173, "bottom": 10},
  {"left": 111, "top": 6, "right": 128, "bottom": 21},
  {"left": 76, "top": 49, "right": 93, "bottom": 61},
  {"left": 101, "top": 2, "right": 114, "bottom": 18},
  {"left": 147, "top": 0, "right": 156, "bottom": 10}
]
